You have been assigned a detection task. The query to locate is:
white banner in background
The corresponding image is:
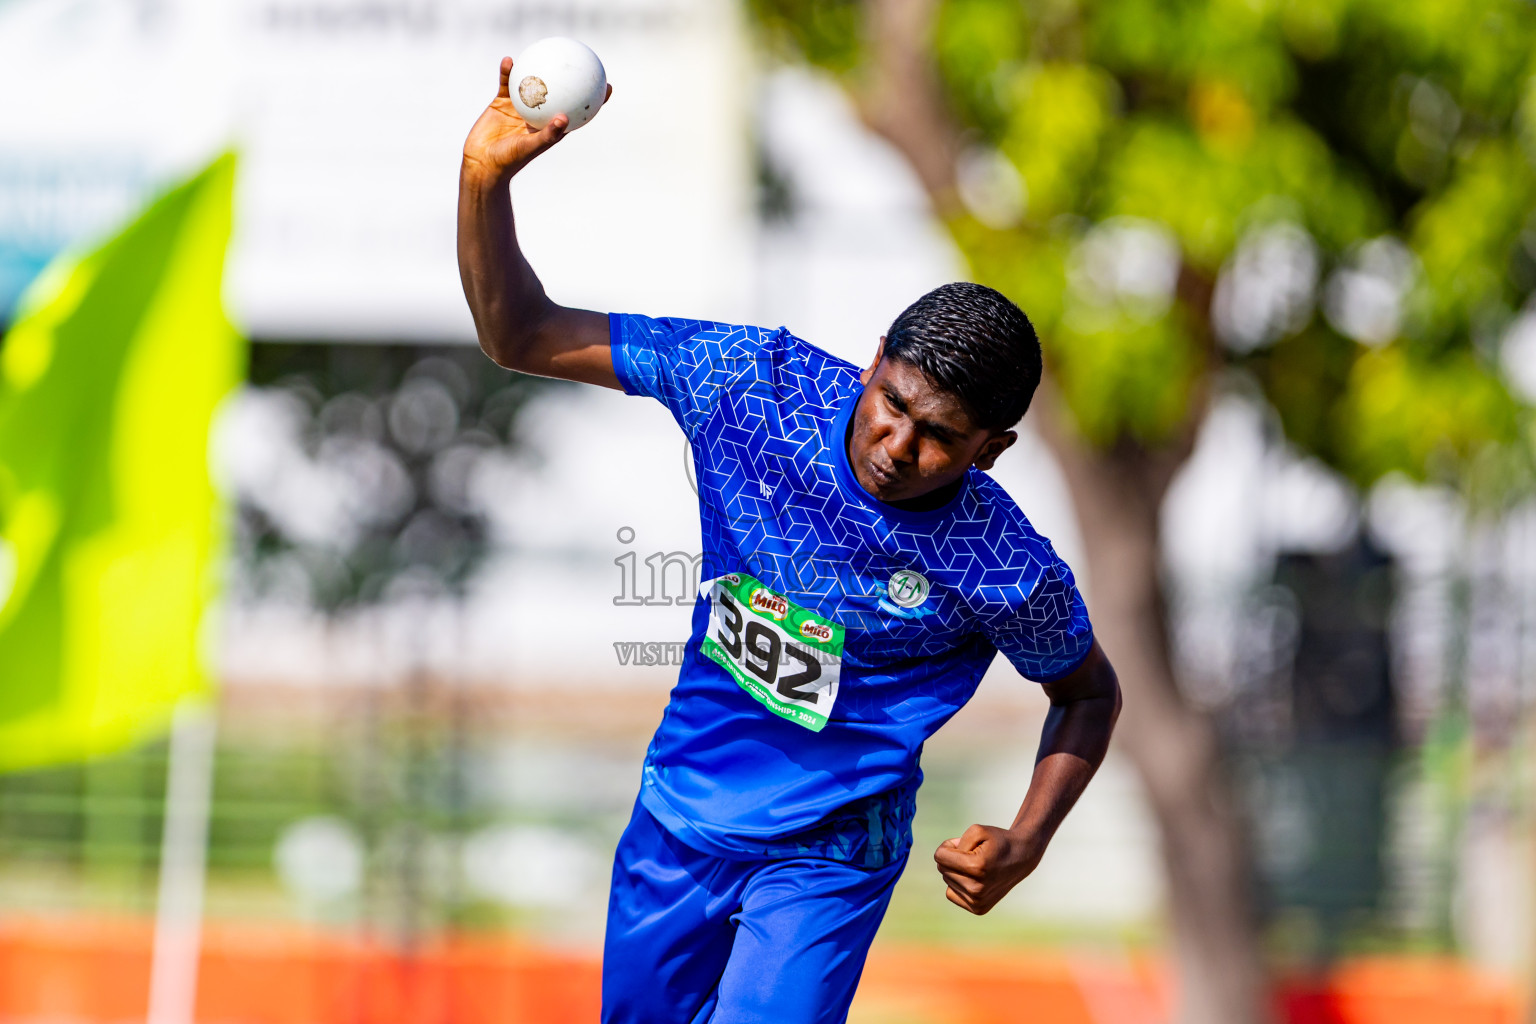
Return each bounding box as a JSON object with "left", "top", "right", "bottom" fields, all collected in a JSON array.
[{"left": 0, "top": 0, "right": 754, "bottom": 339}]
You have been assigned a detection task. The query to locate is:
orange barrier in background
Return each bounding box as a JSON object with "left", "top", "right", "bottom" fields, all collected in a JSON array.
[
  {"left": 0, "top": 917, "right": 1523, "bottom": 1024},
  {"left": 0, "top": 919, "right": 602, "bottom": 1024}
]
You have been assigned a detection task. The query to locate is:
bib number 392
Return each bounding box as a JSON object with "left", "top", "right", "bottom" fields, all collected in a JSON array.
[{"left": 700, "top": 573, "right": 844, "bottom": 732}]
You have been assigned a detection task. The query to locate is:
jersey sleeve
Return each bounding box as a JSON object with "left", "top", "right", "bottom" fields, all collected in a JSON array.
[
  {"left": 609, "top": 312, "right": 770, "bottom": 441},
  {"left": 983, "top": 552, "right": 1094, "bottom": 683}
]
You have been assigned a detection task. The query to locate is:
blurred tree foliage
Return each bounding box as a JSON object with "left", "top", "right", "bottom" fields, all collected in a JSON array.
[{"left": 751, "top": 0, "right": 1536, "bottom": 497}]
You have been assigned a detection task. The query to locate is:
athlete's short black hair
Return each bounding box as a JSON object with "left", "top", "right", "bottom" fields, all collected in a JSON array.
[{"left": 883, "top": 282, "right": 1042, "bottom": 431}]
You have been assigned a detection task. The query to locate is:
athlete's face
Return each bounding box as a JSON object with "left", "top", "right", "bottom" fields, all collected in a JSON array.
[{"left": 850, "top": 338, "right": 1017, "bottom": 504}]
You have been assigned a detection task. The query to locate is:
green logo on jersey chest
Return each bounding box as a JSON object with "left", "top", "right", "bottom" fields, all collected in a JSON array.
[{"left": 887, "top": 569, "right": 930, "bottom": 609}]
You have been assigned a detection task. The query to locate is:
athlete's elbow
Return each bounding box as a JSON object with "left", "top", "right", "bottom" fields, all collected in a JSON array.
[
  {"left": 478, "top": 321, "right": 544, "bottom": 373},
  {"left": 1096, "top": 660, "right": 1122, "bottom": 730},
  {"left": 478, "top": 329, "right": 524, "bottom": 370},
  {"left": 481, "top": 303, "right": 562, "bottom": 373}
]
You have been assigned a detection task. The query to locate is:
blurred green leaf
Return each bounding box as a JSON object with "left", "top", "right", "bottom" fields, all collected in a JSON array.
[
  {"left": 751, "top": 0, "right": 1536, "bottom": 491},
  {"left": 0, "top": 155, "right": 244, "bottom": 771}
]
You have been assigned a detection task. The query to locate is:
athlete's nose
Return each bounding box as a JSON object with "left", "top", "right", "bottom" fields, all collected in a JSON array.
[{"left": 883, "top": 419, "right": 918, "bottom": 465}]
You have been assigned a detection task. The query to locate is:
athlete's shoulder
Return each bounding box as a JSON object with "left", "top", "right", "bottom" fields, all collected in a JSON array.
[
  {"left": 964, "top": 472, "right": 1054, "bottom": 550},
  {"left": 777, "top": 328, "right": 861, "bottom": 374},
  {"left": 698, "top": 323, "right": 862, "bottom": 426},
  {"left": 954, "top": 474, "right": 1093, "bottom": 677},
  {"left": 943, "top": 472, "right": 1078, "bottom": 607},
  {"left": 612, "top": 313, "right": 855, "bottom": 387},
  {"left": 611, "top": 313, "right": 776, "bottom": 380},
  {"left": 751, "top": 325, "right": 862, "bottom": 399},
  {"left": 609, "top": 313, "right": 797, "bottom": 436}
]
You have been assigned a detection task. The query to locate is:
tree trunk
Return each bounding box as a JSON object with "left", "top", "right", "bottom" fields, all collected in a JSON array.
[
  {"left": 1043, "top": 414, "right": 1272, "bottom": 1024},
  {"left": 848, "top": 2, "right": 1273, "bottom": 1017}
]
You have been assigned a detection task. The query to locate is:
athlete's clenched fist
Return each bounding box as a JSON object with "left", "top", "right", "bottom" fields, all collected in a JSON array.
[{"left": 934, "top": 824, "right": 1044, "bottom": 915}]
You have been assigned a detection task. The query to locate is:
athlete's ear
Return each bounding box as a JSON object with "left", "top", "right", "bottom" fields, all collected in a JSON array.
[
  {"left": 972, "top": 430, "right": 1017, "bottom": 471},
  {"left": 860, "top": 337, "right": 886, "bottom": 387}
]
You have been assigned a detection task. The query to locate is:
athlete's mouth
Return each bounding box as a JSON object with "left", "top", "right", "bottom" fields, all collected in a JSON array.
[{"left": 867, "top": 460, "right": 899, "bottom": 488}]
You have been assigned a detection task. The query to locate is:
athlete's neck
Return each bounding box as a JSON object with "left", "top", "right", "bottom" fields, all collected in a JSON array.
[
  {"left": 844, "top": 399, "right": 964, "bottom": 513},
  {"left": 887, "top": 476, "right": 964, "bottom": 511}
]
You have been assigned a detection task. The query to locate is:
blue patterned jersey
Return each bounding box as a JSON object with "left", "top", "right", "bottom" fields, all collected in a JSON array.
[{"left": 609, "top": 312, "right": 1093, "bottom": 867}]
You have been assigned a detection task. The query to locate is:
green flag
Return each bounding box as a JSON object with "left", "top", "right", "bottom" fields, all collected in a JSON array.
[{"left": 0, "top": 154, "right": 244, "bottom": 771}]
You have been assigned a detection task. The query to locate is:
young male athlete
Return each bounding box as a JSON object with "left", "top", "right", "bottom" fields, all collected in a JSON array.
[{"left": 459, "top": 59, "right": 1121, "bottom": 1023}]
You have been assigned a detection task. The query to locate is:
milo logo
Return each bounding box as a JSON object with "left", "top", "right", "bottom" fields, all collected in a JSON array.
[
  {"left": 800, "top": 620, "right": 833, "bottom": 642},
  {"left": 750, "top": 588, "right": 788, "bottom": 620},
  {"left": 723, "top": 573, "right": 741, "bottom": 586}
]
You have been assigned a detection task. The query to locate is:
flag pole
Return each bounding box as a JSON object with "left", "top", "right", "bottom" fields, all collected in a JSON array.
[{"left": 147, "top": 699, "right": 218, "bottom": 1024}]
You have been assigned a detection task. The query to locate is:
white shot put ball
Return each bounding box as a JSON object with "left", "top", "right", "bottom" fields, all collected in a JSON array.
[{"left": 510, "top": 37, "right": 608, "bottom": 132}]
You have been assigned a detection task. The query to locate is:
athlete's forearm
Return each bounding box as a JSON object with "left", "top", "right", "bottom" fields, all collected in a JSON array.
[
  {"left": 932, "top": 650, "right": 1119, "bottom": 915},
  {"left": 1006, "top": 682, "right": 1119, "bottom": 852},
  {"left": 457, "top": 161, "right": 558, "bottom": 369}
]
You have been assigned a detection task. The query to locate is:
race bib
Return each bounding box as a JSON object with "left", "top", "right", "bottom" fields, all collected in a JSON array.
[{"left": 700, "top": 573, "right": 844, "bottom": 732}]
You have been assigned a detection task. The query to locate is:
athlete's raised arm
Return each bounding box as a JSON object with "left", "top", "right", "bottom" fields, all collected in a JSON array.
[
  {"left": 933, "top": 640, "right": 1121, "bottom": 915},
  {"left": 458, "top": 56, "right": 620, "bottom": 389}
]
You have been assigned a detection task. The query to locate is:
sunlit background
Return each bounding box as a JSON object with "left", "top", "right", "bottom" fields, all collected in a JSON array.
[{"left": 2, "top": 0, "right": 1535, "bottom": 1021}]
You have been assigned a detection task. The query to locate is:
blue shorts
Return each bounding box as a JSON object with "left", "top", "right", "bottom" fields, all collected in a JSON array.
[{"left": 601, "top": 801, "right": 909, "bottom": 1024}]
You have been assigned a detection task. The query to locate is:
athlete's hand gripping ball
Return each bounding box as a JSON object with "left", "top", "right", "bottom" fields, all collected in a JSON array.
[
  {"left": 462, "top": 44, "right": 613, "bottom": 184},
  {"left": 508, "top": 37, "right": 608, "bottom": 130}
]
